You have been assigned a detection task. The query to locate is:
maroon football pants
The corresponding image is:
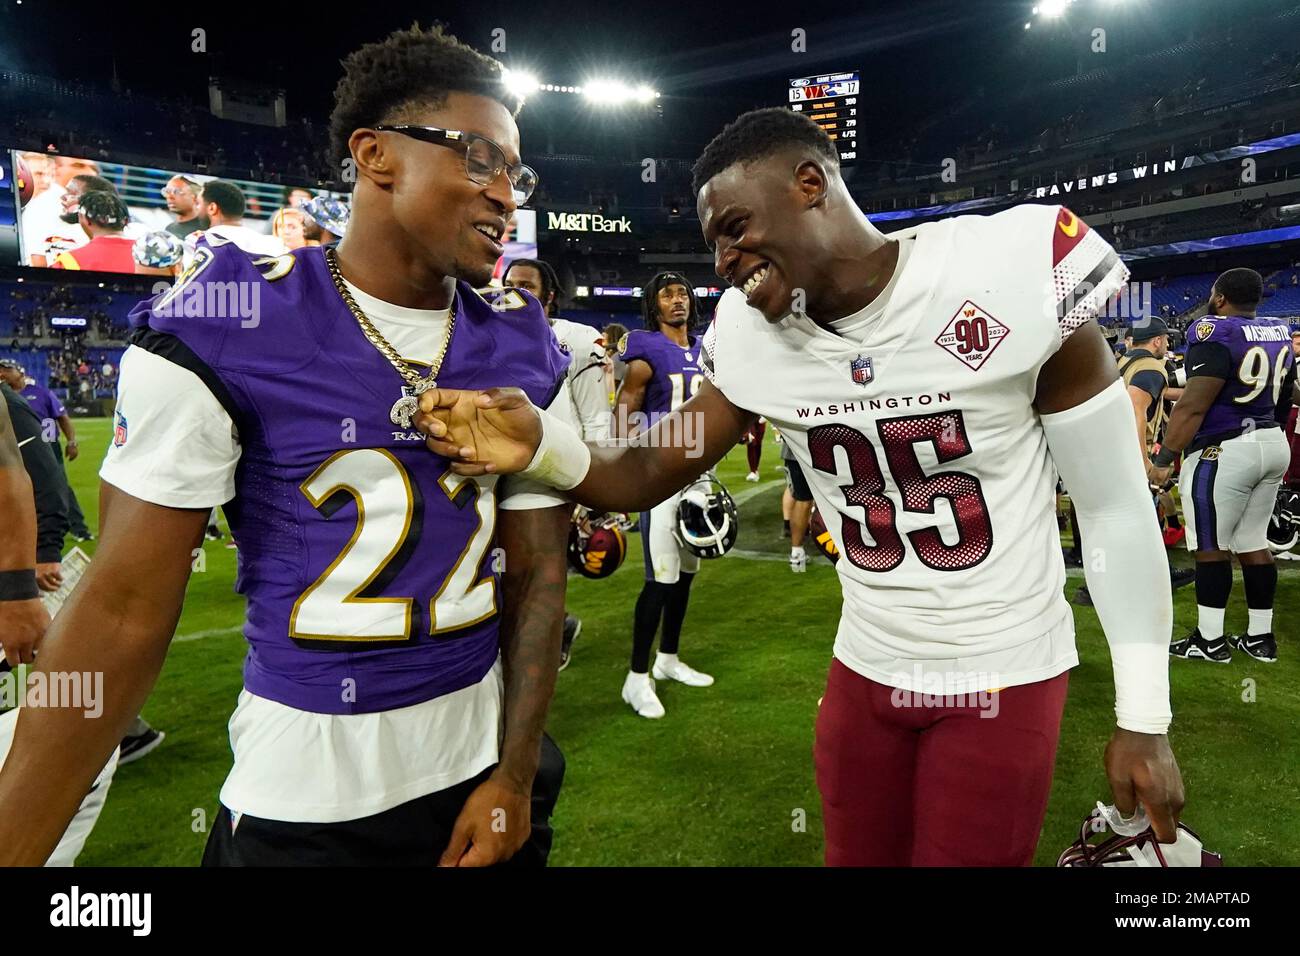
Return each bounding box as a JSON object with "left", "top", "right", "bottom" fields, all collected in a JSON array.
[{"left": 814, "top": 658, "right": 1069, "bottom": 866}]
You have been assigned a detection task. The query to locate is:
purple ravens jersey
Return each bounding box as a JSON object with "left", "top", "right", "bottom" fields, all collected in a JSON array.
[
  {"left": 618, "top": 329, "right": 703, "bottom": 419},
  {"left": 128, "top": 240, "right": 568, "bottom": 715},
  {"left": 1185, "top": 314, "right": 1297, "bottom": 451},
  {"left": 19, "top": 381, "right": 65, "bottom": 424}
]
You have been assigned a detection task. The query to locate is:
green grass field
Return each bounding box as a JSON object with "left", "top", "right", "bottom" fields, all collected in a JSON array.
[{"left": 42, "top": 419, "right": 1300, "bottom": 865}]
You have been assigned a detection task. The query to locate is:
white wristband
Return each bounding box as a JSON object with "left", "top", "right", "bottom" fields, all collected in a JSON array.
[{"left": 519, "top": 405, "right": 592, "bottom": 491}]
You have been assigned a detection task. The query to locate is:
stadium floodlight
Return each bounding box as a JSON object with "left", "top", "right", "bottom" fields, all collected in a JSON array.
[
  {"left": 1039, "top": 0, "right": 1070, "bottom": 16},
  {"left": 582, "top": 79, "right": 660, "bottom": 106},
  {"left": 503, "top": 69, "right": 540, "bottom": 99}
]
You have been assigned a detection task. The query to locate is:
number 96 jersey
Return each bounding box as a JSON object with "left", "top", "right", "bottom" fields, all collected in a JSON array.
[{"left": 704, "top": 204, "right": 1128, "bottom": 695}]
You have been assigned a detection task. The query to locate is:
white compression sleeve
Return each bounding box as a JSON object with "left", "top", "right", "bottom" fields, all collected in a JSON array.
[
  {"left": 519, "top": 403, "right": 592, "bottom": 491},
  {"left": 1040, "top": 379, "right": 1173, "bottom": 734}
]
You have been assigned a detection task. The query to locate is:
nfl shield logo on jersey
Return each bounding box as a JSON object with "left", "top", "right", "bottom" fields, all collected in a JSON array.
[
  {"left": 112, "top": 411, "right": 128, "bottom": 447},
  {"left": 849, "top": 354, "right": 874, "bottom": 386}
]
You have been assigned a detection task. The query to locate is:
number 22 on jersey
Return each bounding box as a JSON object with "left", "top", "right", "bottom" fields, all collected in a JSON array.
[{"left": 289, "top": 448, "right": 497, "bottom": 646}]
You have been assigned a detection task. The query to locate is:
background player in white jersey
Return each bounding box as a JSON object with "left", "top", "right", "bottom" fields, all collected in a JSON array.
[
  {"left": 418, "top": 108, "right": 1185, "bottom": 865},
  {"left": 1153, "top": 269, "right": 1297, "bottom": 663},
  {"left": 614, "top": 272, "right": 713, "bottom": 718},
  {"left": 504, "top": 257, "right": 610, "bottom": 667}
]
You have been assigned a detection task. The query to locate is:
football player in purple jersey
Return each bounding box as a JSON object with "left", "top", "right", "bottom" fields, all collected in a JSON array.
[
  {"left": 0, "top": 25, "right": 572, "bottom": 867},
  {"left": 614, "top": 272, "right": 713, "bottom": 718},
  {"left": 1153, "top": 269, "right": 1297, "bottom": 664}
]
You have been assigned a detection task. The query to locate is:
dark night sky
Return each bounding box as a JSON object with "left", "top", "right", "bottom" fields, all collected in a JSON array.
[{"left": 0, "top": 0, "right": 1286, "bottom": 160}]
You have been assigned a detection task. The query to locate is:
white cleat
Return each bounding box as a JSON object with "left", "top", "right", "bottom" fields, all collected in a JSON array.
[
  {"left": 622, "top": 672, "right": 665, "bottom": 718},
  {"left": 790, "top": 548, "right": 807, "bottom": 573},
  {"left": 745, "top": 471, "right": 760, "bottom": 482},
  {"left": 652, "top": 655, "right": 714, "bottom": 687}
]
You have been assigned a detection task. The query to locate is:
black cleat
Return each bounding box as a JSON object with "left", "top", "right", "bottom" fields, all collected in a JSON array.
[
  {"left": 559, "top": 615, "right": 582, "bottom": 672},
  {"left": 1226, "top": 632, "right": 1277, "bottom": 663},
  {"left": 1169, "top": 566, "right": 1195, "bottom": 590},
  {"left": 205, "top": 525, "right": 223, "bottom": 541},
  {"left": 1073, "top": 585, "right": 1093, "bottom": 606},
  {"left": 118, "top": 728, "right": 166, "bottom": 765},
  {"left": 1169, "top": 629, "right": 1231, "bottom": 663}
]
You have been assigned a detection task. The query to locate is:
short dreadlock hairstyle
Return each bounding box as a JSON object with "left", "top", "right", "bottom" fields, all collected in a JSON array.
[
  {"left": 1212, "top": 268, "right": 1264, "bottom": 310},
  {"left": 691, "top": 107, "right": 839, "bottom": 195},
  {"left": 641, "top": 271, "right": 698, "bottom": 330},
  {"left": 504, "top": 258, "right": 561, "bottom": 315},
  {"left": 329, "top": 24, "right": 521, "bottom": 170}
]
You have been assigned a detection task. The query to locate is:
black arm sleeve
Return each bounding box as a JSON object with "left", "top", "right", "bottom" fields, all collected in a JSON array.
[
  {"left": 4, "top": 388, "right": 70, "bottom": 564},
  {"left": 1185, "top": 341, "right": 1233, "bottom": 379}
]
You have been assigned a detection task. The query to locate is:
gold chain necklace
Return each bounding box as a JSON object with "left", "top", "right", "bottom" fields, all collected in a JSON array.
[{"left": 325, "top": 246, "right": 456, "bottom": 428}]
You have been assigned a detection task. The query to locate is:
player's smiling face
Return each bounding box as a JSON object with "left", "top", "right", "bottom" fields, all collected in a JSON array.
[
  {"left": 386, "top": 91, "right": 519, "bottom": 288},
  {"left": 698, "top": 155, "right": 814, "bottom": 323}
]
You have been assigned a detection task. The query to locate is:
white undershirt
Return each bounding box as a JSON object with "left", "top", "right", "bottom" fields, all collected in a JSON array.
[{"left": 100, "top": 279, "right": 570, "bottom": 823}]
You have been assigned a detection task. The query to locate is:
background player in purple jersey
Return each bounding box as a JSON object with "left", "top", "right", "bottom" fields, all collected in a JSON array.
[
  {"left": 0, "top": 360, "right": 91, "bottom": 542},
  {"left": 614, "top": 272, "right": 713, "bottom": 718},
  {"left": 0, "top": 25, "right": 574, "bottom": 867},
  {"left": 1153, "top": 269, "right": 1297, "bottom": 664}
]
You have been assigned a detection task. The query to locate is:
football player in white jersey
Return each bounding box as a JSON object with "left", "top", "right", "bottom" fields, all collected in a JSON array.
[{"left": 417, "top": 108, "right": 1185, "bottom": 865}]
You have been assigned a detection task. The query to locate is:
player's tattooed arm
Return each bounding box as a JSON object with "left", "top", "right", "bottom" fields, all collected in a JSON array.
[
  {"left": 417, "top": 379, "right": 755, "bottom": 511},
  {"left": 439, "top": 501, "right": 570, "bottom": 867},
  {"left": 0, "top": 484, "right": 208, "bottom": 865}
]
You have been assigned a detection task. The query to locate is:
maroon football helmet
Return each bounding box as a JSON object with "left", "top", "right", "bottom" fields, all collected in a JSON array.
[
  {"left": 1058, "top": 803, "right": 1222, "bottom": 867},
  {"left": 568, "top": 510, "right": 628, "bottom": 579}
]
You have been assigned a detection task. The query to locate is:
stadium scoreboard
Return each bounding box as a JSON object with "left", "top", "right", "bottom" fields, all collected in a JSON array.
[{"left": 788, "top": 71, "right": 859, "bottom": 163}]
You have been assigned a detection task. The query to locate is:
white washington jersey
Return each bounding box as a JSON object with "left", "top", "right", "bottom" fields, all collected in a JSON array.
[{"left": 703, "top": 204, "right": 1128, "bottom": 695}]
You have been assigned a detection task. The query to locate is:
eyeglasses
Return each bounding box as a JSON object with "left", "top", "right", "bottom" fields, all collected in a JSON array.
[
  {"left": 374, "top": 125, "right": 538, "bottom": 205},
  {"left": 160, "top": 185, "right": 193, "bottom": 198}
]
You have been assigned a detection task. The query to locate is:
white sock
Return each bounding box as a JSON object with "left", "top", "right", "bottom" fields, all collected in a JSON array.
[
  {"left": 1197, "top": 606, "right": 1225, "bottom": 641},
  {"left": 1247, "top": 608, "right": 1273, "bottom": 636},
  {"left": 791, "top": 546, "right": 804, "bottom": 557},
  {"left": 655, "top": 652, "right": 678, "bottom": 668}
]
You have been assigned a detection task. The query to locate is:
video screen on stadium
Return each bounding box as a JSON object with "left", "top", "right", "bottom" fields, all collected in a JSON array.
[
  {"left": 0, "top": 151, "right": 19, "bottom": 264},
  {"left": 788, "top": 70, "right": 860, "bottom": 163},
  {"left": 493, "top": 208, "right": 538, "bottom": 282},
  {"left": 7, "top": 148, "right": 351, "bottom": 275}
]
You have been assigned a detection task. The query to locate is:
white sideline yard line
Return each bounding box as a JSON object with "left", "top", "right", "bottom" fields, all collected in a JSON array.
[{"left": 174, "top": 625, "right": 242, "bottom": 643}]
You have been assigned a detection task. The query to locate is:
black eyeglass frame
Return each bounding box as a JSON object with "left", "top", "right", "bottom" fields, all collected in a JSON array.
[{"left": 374, "top": 124, "right": 538, "bottom": 204}]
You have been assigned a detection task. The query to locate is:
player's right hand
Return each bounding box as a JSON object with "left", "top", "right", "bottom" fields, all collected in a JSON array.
[
  {"left": 416, "top": 386, "right": 543, "bottom": 476},
  {"left": 1, "top": 597, "right": 51, "bottom": 667}
]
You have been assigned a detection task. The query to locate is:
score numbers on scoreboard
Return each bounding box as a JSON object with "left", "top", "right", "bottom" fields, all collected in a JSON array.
[{"left": 788, "top": 71, "right": 859, "bottom": 163}]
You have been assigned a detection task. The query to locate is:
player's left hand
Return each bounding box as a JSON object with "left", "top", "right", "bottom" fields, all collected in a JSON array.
[
  {"left": 65, "top": 439, "right": 79, "bottom": 461},
  {"left": 1104, "top": 728, "right": 1184, "bottom": 843},
  {"left": 437, "top": 771, "right": 532, "bottom": 867}
]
